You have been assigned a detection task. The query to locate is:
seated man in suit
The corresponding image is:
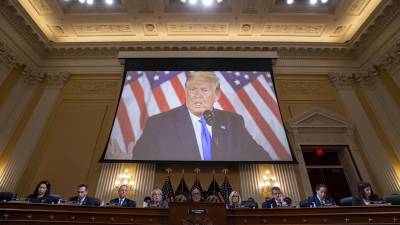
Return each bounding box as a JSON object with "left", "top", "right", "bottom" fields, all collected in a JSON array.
[
  {"left": 190, "top": 187, "right": 204, "bottom": 202},
  {"left": 307, "top": 184, "right": 336, "bottom": 207},
  {"left": 69, "top": 184, "right": 100, "bottom": 206},
  {"left": 109, "top": 185, "right": 136, "bottom": 207},
  {"left": 132, "top": 71, "right": 271, "bottom": 161},
  {"left": 262, "top": 187, "right": 291, "bottom": 208}
]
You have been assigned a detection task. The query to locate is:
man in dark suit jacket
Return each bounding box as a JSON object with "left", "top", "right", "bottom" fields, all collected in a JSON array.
[
  {"left": 306, "top": 184, "right": 336, "bottom": 207},
  {"left": 109, "top": 185, "right": 136, "bottom": 207},
  {"left": 69, "top": 184, "right": 100, "bottom": 206},
  {"left": 262, "top": 187, "right": 290, "bottom": 208},
  {"left": 132, "top": 71, "right": 271, "bottom": 161}
]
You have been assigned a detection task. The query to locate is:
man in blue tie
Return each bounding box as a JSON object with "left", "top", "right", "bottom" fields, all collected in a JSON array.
[
  {"left": 306, "top": 184, "right": 336, "bottom": 207},
  {"left": 133, "top": 71, "right": 271, "bottom": 161},
  {"left": 109, "top": 185, "right": 136, "bottom": 207}
]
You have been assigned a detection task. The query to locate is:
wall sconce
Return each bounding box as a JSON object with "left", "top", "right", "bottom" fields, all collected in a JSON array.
[
  {"left": 115, "top": 168, "right": 134, "bottom": 190},
  {"left": 259, "top": 170, "right": 279, "bottom": 193}
]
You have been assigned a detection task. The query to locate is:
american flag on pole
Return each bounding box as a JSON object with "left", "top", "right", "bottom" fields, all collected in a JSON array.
[{"left": 105, "top": 71, "right": 292, "bottom": 161}]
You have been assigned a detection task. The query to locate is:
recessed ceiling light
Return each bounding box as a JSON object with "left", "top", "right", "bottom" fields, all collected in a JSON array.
[
  {"left": 202, "top": 0, "right": 213, "bottom": 6},
  {"left": 86, "top": 0, "right": 94, "bottom": 5},
  {"left": 105, "top": 0, "right": 114, "bottom": 5},
  {"left": 321, "top": 0, "right": 328, "bottom": 3},
  {"left": 286, "top": 0, "right": 294, "bottom": 4},
  {"left": 78, "top": 0, "right": 85, "bottom": 3},
  {"left": 188, "top": 0, "right": 198, "bottom": 5},
  {"left": 309, "top": 0, "right": 318, "bottom": 5}
]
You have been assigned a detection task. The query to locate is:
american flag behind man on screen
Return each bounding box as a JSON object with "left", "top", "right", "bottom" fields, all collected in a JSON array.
[{"left": 105, "top": 71, "right": 292, "bottom": 161}]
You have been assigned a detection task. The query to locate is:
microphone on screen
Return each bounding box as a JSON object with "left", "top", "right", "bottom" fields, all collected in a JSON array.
[
  {"left": 203, "top": 110, "right": 218, "bottom": 147},
  {"left": 203, "top": 110, "right": 215, "bottom": 126}
]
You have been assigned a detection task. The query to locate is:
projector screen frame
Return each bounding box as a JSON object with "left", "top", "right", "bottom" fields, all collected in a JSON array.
[{"left": 100, "top": 51, "right": 297, "bottom": 164}]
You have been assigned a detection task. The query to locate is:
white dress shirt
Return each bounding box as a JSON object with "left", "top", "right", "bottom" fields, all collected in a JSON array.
[{"left": 189, "top": 111, "right": 212, "bottom": 160}]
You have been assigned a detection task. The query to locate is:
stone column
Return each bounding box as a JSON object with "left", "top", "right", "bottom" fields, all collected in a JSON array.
[
  {"left": 95, "top": 163, "right": 123, "bottom": 202},
  {"left": 273, "top": 164, "right": 301, "bottom": 204},
  {"left": 0, "top": 71, "right": 69, "bottom": 191},
  {"left": 358, "top": 73, "right": 400, "bottom": 161},
  {"left": 239, "top": 164, "right": 263, "bottom": 204},
  {"left": 329, "top": 72, "right": 400, "bottom": 194},
  {"left": 132, "top": 163, "right": 156, "bottom": 207}
]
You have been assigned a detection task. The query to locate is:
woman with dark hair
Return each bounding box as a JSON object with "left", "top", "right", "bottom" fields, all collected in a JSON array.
[
  {"left": 352, "top": 181, "right": 380, "bottom": 206},
  {"left": 27, "top": 180, "right": 57, "bottom": 204}
]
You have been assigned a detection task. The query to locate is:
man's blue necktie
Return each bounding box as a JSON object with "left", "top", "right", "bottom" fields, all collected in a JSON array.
[{"left": 199, "top": 117, "right": 212, "bottom": 160}]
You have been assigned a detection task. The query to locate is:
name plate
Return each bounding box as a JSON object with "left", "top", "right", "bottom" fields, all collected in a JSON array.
[{"left": 188, "top": 209, "right": 208, "bottom": 215}]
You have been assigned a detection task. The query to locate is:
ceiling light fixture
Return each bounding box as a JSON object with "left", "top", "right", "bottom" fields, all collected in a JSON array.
[
  {"left": 67, "top": 0, "right": 115, "bottom": 5},
  {"left": 181, "top": 0, "right": 224, "bottom": 6},
  {"left": 287, "top": 0, "right": 329, "bottom": 5},
  {"left": 202, "top": 0, "right": 214, "bottom": 7},
  {"left": 105, "top": 0, "right": 114, "bottom": 5}
]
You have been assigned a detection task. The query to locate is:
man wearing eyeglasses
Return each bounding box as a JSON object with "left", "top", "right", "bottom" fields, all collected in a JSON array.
[
  {"left": 109, "top": 185, "right": 136, "bottom": 207},
  {"left": 69, "top": 184, "right": 100, "bottom": 206},
  {"left": 262, "top": 187, "right": 291, "bottom": 208}
]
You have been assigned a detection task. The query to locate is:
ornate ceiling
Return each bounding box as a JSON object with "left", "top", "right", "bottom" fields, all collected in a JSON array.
[{"left": 15, "top": 0, "right": 381, "bottom": 44}]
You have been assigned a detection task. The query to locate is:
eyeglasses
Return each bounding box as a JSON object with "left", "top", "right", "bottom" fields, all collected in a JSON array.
[
  {"left": 232, "top": 195, "right": 239, "bottom": 197},
  {"left": 77, "top": 191, "right": 86, "bottom": 193}
]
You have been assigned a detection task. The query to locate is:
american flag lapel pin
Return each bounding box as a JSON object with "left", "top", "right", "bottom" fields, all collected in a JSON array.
[{"left": 220, "top": 125, "right": 226, "bottom": 130}]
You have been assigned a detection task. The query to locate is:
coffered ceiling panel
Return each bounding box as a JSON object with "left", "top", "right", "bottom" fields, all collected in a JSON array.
[{"left": 15, "top": 0, "right": 382, "bottom": 44}]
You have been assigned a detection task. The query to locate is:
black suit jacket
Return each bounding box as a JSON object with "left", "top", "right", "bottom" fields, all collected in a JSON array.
[
  {"left": 109, "top": 198, "right": 136, "bottom": 207},
  {"left": 306, "top": 195, "right": 336, "bottom": 207},
  {"left": 133, "top": 105, "right": 271, "bottom": 161},
  {"left": 69, "top": 196, "right": 100, "bottom": 206},
  {"left": 262, "top": 198, "right": 290, "bottom": 208},
  {"left": 26, "top": 194, "right": 58, "bottom": 204}
]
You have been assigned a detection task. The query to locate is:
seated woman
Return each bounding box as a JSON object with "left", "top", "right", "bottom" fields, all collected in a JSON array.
[
  {"left": 146, "top": 188, "right": 169, "bottom": 208},
  {"left": 26, "top": 180, "right": 57, "bottom": 204},
  {"left": 227, "top": 191, "right": 242, "bottom": 209},
  {"left": 352, "top": 181, "right": 380, "bottom": 206}
]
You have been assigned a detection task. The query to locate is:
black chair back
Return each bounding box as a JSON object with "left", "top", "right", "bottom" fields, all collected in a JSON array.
[
  {"left": 0, "top": 192, "right": 16, "bottom": 202},
  {"left": 299, "top": 199, "right": 308, "bottom": 208},
  {"left": 383, "top": 195, "right": 400, "bottom": 205},
  {"left": 339, "top": 196, "right": 353, "bottom": 206}
]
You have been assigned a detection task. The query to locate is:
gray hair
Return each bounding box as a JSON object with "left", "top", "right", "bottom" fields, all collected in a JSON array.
[{"left": 185, "top": 71, "right": 220, "bottom": 91}]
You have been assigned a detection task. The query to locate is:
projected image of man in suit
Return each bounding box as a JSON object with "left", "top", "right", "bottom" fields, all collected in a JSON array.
[{"left": 132, "top": 71, "right": 271, "bottom": 161}]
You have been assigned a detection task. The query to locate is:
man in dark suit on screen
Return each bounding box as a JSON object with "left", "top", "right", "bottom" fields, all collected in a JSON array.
[{"left": 132, "top": 71, "right": 271, "bottom": 161}]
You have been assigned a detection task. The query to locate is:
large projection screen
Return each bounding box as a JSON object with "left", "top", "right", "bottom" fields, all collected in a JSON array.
[{"left": 101, "top": 58, "right": 295, "bottom": 163}]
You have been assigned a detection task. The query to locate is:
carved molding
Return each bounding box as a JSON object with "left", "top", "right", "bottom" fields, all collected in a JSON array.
[
  {"left": 0, "top": 40, "right": 19, "bottom": 69},
  {"left": 0, "top": 1, "right": 46, "bottom": 57},
  {"left": 63, "top": 79, "right": 120, "bottom": 96},
  {"left": 0, "top": 0, "right": 398, "bottom": 62},
  {"left": 277, "top": 80, "right": 332, "bottom": 97},
  {"left": 45, "top": 44, "right": 354, "bottom": 59},
  {"left": 373, "top": 39, "right": 400, "bottom": 73},
  {"left": 353, "top": 0, "right": 400, "bottom": 56},
  {"left": 328, "top": 69, "right": 379, "bottom": 89},
  {"left": 21, "top": 69, "right": 71, "bottom": 86},
  {"left": 262, "top": 23, "right": 325, "bottom": 36}
]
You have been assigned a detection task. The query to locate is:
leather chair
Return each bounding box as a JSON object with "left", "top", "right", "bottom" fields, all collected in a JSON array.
[
  {"left": 339, "top": 196, "right": 353, "bottom": 206},
  {"left": 0, "top": 192, "right": 16, "bottom": 202},
  {"left": 383, "top": 195, "right": 400, "bottom": 205},
  {"left": 299, "top": 199, "right": 308, "bottom": 208}
]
